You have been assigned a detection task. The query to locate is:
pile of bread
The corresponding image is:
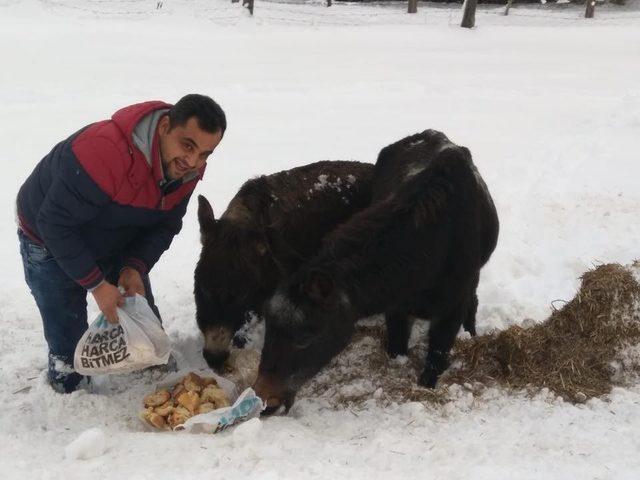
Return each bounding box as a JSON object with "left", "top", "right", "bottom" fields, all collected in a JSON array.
[{"left": 140, "top": 372, "right": 231, "bottom": 430}]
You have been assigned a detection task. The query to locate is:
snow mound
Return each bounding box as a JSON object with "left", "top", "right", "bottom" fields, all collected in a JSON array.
[{"left": 64, "top": 428, "right": 108, "bottom": 460}]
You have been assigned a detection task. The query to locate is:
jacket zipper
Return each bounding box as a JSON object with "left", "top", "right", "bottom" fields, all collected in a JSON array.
[{"left": 156, "top": 176, "right": 197, "bottom": 210}]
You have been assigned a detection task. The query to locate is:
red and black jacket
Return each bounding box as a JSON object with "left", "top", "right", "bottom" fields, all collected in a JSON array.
[{"left": 17, "top": 101, "right": 205, "bottom": 290}]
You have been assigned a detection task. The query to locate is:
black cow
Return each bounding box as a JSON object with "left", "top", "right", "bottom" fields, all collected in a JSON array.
[
  {"left": 254, "top": 130, "right": 499, "bottom": 412},
  {"left": 195, "top": 161, "right": 374, "bottom": 370}
]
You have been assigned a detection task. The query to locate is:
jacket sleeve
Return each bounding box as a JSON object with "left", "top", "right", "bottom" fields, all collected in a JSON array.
[
  {"left": 36, "top": 136, "right": 121, "bottom": 290},
  {"left": 120, "top": 194, "right": 192, "bottom": 275}
]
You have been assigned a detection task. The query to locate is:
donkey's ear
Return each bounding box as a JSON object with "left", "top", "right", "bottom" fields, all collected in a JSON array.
[
  {"left": 304, "top": 270, "right": 334, "bottom": 304},
  {"left": 198, "top": 195, "right": 217, "bottom": 245},
  {"left": 264, "top": 226, "right": 304, "bottom": 276},
  {"left": 198, "top": 195, "right": 216, "bottom": 232}
]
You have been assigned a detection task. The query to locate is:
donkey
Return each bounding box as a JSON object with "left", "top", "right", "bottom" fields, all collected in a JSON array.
[
  {"left": 254, "top": 130, "right": 499, "bottom": 412},
  {"left": 195, "top": 160, "right": 374, "bottom": 370}
]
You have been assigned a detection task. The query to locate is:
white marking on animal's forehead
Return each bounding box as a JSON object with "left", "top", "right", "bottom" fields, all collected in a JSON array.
[
  {"left": 404, "top": 142, "right": 455, "bottom": 181},
  {"left": 405, "top": 164, "right": 425, "bottom": 180},
  {"left": 269, "top": 294, "right": 305, "bottom": 324}
]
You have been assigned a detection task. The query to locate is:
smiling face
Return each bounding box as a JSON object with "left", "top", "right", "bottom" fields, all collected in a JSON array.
[{"left": 158, "top": 115, "right": 223, "bottom": 181}]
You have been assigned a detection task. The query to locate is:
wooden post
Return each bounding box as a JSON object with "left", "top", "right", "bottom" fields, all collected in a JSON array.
[
  {"left": 585, "top": 0, "right": 595, "bottom": 18},
  {"left": 408, "top": 0, "right": 418, "bottom": 14},
  {"left": 461, "top": 0, "right": 477, "bottom": 28},
  {"left": 504, "top": 0, "right": 513, "bottom": 16}
]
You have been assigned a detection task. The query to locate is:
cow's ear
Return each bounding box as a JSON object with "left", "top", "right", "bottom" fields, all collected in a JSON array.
[
  {"left": 265, "top": 226, "right": 304, "bottom": 275},
  {"left": 304, "top": 271, "right": 334, "bottom": 304},
  {"left": 198, "top": 195, "right": 216, "bottom": 232}
]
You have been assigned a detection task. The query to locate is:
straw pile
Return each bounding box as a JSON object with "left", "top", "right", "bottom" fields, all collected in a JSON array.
[{"left": 445, "top": 263, "right": 640, "bottom": 402}]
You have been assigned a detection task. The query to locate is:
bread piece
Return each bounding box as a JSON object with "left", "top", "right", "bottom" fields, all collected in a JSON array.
[
  {"left": 182, "top": 372, "right": 204, "bottom": 393},
  {"left": 197, "top": 402, "right": 217, "bottom": 415},
  {"left": 168, "top": 406, "right": 191, "bottom": 429},
  {"left": 140, "top": 409, "right": 168, "bottom": 430},
  {"left": 177, "top": 390, "right": 201, "bottom": 414},
  {"left": 144, "top": 389, "right": 171, "bottom": 408},
  {"left": 201, "top": 385, "right": 230, "bottom": 409},
  {"left": 171, "top": 383, "right": 186, "bottom": 401},
  {"left": 154, "top": 401, "right": 174, "bottom": 417},
  {"left": 202, "top": 376, "right": 218, "bottom": 387}
]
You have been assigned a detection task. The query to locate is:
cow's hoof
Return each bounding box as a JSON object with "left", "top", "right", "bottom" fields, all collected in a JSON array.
[
  {"left": 261, "top": 405, "right": 281, "bottom": 416},
  {"left": 463, "top": 324, "right": 477, "bottom": 337},
  {"left": 385, "top": 341, "right": 408, "bottom": 359},
  {"left": 418, "top": 369, "right": 439, "bottom": 389}
]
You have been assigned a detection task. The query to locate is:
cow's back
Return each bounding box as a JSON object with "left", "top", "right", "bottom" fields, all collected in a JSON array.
[
  {"left": 372, "top": 130, "right": 498, "bottom": 272},
  {"left": 264, "top": 161, "right": 374, "bottom": 258}
]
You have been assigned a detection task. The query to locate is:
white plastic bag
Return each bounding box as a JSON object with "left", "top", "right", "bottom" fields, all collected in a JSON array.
[
  {"left": 140, "top": 369, "right": 264, "bottom": 434},
  {"left": 74, "top": 294, "right": 171, "bottom": 375},
  {"left": 182, "top": 387, "right": 264, "bottom": 434}
]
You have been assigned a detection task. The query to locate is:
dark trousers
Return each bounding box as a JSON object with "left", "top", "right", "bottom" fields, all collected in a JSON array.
[{"left": 18, "top": 230, "right": 161, "bottom": 381}]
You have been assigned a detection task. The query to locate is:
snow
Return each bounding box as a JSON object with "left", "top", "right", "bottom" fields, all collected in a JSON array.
[
  {"left": 64, "top": 427, "right": 109, "bottom": 460},
  {"left": 2, "top": 0, "right": 640, "bottom": 478},
  {"left": 232, "top": 417, "right": 263, "bottom": 444}
]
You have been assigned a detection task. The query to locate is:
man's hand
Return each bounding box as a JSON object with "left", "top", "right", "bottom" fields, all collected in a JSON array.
[
  {"left": 119, "top": 267, "right": 146, "bottom": 297},
  {"left": 92, "top": 282, "right": 124, "bottom": 324}
]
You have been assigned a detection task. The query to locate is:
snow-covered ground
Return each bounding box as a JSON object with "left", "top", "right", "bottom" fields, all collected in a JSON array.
[{"left": 1, "top": 0, "right": 639, "bottom": 478}]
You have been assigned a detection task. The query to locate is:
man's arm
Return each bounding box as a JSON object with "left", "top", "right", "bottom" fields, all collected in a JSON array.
[
  {"left": 120, "top": 194, "right": 192, "bottom": 277},
  {"left": 36, "top": 135, "right": 125, "bottom": 321},
  {"left": 36, "top": 142, "right": 112, "bottom": 289}
]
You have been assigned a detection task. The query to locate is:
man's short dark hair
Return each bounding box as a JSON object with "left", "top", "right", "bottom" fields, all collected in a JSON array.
[{"left": 168, "top": 94, "right": 227, "bottom": 136}]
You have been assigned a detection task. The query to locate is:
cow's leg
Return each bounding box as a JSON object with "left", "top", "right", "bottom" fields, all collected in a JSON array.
[
  {"left": 462, "top": 292, "right": 478, "bottom": 337},
  {"left": 419, "top": 301, "right": 467, "bottom": 388},
  {"left": 385, "top": 310, "right": 411, "bottom": 358},
  {"left": 462, "top": 273, "right": 480, "bottom": 336}
]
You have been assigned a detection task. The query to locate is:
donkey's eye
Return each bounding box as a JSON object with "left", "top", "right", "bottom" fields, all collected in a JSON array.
[
  {"left": 292, "top": 325, "right": 320, "bottom": 349},
  {"left": 292, "top": 335, "right": 314, "bottom": 350}
]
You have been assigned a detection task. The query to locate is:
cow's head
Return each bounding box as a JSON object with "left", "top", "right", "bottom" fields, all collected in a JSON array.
[
  {"left": 253, "top": 267, "right": 356, "bottom": 414},
  {"left": 195, "top": 195, "right": 278, "bottom": 371}
]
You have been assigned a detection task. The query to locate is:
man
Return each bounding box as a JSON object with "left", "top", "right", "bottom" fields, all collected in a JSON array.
[{"left": 16, "top": 94, "right": 226, "bottom": 393}]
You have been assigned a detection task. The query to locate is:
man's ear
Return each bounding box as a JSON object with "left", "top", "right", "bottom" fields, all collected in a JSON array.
[
  {"left": 304, "top": 271, "right": 334, "bottom": 304},
  {"left": 158, "top": 114, "right": 171, "bottom": 135},
  {"left": 198, "top": 195, "right": 216, "bottom": 243}
]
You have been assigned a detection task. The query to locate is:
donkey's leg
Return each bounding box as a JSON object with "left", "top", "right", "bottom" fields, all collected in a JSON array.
[
  {"left": 462, "top": 292, "right": 478, "bottom": 337},
  {"left": 385, "top": 310, "right": 411, "bottom": 358},
  {"left": 418, "top": 302, "right": 467, "bottom": 388},
  {"left": 462, "top": 273, "right": 480, "bottom": 336}
]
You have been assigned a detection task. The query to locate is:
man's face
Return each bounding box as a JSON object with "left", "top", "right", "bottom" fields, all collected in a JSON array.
[{"left": 158, "top": 115, "right": 223, "bottom": 181}]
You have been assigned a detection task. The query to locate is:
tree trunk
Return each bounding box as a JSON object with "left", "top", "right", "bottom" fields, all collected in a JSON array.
[
  {"left": 327, "top": 0, "right": 332, "bottom": 6},
  {"left": 504, "top": 0, "right": 513, "bottom": 16},
  {"left": 461, "top": 0, "right": 477, "bottom": 28},
  {"left": 408, "top": 0, "right": 418, "bottom": 14},
  {"left": 585, "top": 0, "right": 595, "bottom": 18}
]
